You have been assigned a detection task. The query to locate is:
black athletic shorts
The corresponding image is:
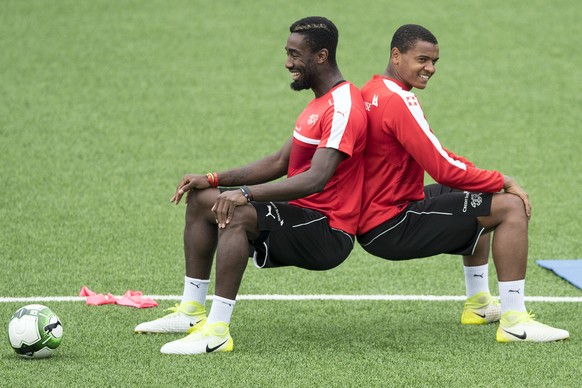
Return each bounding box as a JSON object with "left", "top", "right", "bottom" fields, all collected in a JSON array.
[
  {"left": 249, "top": 201, "right": 355, "bottom": 270},
  {"left": 357, "top": 184, "right": 493, "bottom": 260}
]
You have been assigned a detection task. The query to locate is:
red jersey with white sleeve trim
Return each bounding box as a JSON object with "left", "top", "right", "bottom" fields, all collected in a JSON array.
[
  {"left": 358, "top": 75, "right": 504, "bottom": 234},
  {"left": 288, "top": 81, "right": 367, "bottom": 235}
]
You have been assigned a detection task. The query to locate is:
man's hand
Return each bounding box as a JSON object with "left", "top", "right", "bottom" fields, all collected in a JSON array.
[
  {"left": 170, "top": 174, "right": 212, "bottom": 205},
  {"left": 212, "top": 189, "right": 248, "bottom": 228},
  {"left": 503, "top": 175, "right": 531, "bottom": 219}
]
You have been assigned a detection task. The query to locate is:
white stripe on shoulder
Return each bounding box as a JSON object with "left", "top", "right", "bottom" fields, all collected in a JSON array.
[
  {"left": 382, "top": 79, "right": 466, "bottom": 171},
  {"left": 327, "top": 83, "right": 352, "bottom": 149},
  {"left": 293, "top": 131, "right": 320, "bottom": 145}
]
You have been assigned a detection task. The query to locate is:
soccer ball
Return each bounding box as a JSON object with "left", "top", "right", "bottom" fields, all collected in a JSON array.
[{"left": 7, "top": 304, "right": 63, "bottom": 359}]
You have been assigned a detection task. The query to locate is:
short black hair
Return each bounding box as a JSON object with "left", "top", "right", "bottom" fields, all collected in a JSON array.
[
  {"left": 289, "top": 16, "right": 338, "bottom": 65},
  {"left": 390, "top": 24, "right": 438, "bottom": 53}
]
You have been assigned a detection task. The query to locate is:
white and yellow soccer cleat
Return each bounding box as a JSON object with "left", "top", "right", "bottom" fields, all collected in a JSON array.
[
  {"left": 496, "top": 311, "right": 570, "bottom": 343},
  {"left": 134, "top": 301, "right": 206, "bottom": 334},
  {"left": 160, "top": 321, "right": 234, "bottom": 355},
  {"left": 461, "top": 292, "right": 502, "bottom": 325}
]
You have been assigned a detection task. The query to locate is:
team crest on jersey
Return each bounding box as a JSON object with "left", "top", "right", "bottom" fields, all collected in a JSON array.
[
  {"left": 307, "top": 114, "right": 319, "bottom": 125},
  {"left": 364, "top": 94, "right": 379, "bottom": 111},
  {"left": 406, "top": 95, "right": 419, "bottom": 106}
]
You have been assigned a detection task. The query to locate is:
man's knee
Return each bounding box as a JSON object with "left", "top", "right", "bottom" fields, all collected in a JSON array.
[
  {"left": 221, "top": 205, "right": 260, "bottom": 240},
  {"left": 492, "top": 193, "right": 528, "bottom": 224},
  {"left": 503, "top": 193, "right": 526, "bottom": 213},
  {"left": 185, "top": 189, "right": 219, "bottom": 219}
]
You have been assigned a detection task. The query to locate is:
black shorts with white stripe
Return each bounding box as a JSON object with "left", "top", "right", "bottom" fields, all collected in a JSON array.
[
  {"left": 357, "top": 184, "right": 493, "bottom": 260},
  {"left": 250, "top": 201, "right": 354, "bottom": 270}
]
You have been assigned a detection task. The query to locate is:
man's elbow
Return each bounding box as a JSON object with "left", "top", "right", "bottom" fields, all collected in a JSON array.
[
  {"left": 311, "top": 180, "right": 327, "bottom": 194},
  {"left": 308, "top": 175, "right": 332, "bottom": 194}
]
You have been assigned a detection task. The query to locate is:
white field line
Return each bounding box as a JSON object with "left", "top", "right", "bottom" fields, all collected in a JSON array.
[{"left": 1, "top": 294, "right": 582, "bottom": 303}]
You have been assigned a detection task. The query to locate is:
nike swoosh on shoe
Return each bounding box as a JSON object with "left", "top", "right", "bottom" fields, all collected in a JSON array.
[
  {"left": 189, "top": 318, "right": 205, "bottom": 327},
  {"left": 206, "top": 339, "right": 229, "bottom": 353},
  {"left": 503, "top": 329, "right": 527, "bottom": 340}
]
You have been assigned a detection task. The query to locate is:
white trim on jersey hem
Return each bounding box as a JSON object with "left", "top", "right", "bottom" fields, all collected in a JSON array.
[{"left": 293, "top": 131, "right": 320, "bottom": 145}]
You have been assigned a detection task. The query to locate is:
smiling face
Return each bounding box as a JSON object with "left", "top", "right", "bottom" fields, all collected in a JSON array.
[
  {"left": 389, "top": 40, "right": 439, "bottom": 90},
  {"left": 285, "top": 32, "right": 319, "bottom": 91}
]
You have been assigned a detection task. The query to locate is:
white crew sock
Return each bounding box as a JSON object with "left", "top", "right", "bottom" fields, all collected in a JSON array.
[
  {"left": 498, "top": 279, "right": 527, "bottom": 314},
  {"left": 181, "top": 276, "right": 209, "bottom": 306},
  {"left": 464, "top": 264, "right": 490, "bottom": 298},
  {"left": 207, "top": 295, "right": 236, "bottom": 325}
]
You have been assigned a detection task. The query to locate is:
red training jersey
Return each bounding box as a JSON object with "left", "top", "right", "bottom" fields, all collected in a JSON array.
[
  {"left": 358, "top": 75, "right": 504, "bottom": 234},
  {"left": 288, "top": 81, "right": 367, "bottom": 235}
]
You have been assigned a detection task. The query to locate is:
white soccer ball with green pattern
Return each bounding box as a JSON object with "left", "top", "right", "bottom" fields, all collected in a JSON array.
[{"left": 7, "top": 304, "right": 63, "bottom": 358}]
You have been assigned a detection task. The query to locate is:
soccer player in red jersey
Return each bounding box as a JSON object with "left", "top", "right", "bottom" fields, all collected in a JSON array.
[
  {"left": 357, "top": 24, "right": 568, "bottom": 342},
  {"left": 135, "top": 17, "right": 367, "bottom": 354}
]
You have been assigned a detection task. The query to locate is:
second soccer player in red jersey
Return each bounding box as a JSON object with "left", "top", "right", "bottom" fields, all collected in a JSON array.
[{"left": 357, "top": 24, "right": 568, "bottom": 343}]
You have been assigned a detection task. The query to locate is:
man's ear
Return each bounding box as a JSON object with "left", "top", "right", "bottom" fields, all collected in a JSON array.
[
  {"left": 316, "top": 48, "right": 329, "bottom": 64},
  {"left": 390, "top": 47, "right": 401, "bottom": 65}
]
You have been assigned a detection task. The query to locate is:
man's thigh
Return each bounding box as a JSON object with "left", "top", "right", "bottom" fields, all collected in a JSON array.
[
  {"left": 251, "top": 202, "right": 354, "bottom": 270},
  {"left": 358, "top": 186, "right": 492, "bottom": 260}
]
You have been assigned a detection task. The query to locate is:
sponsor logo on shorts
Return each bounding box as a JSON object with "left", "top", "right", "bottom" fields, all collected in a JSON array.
[
  {"left": 463, "top": 192, "right": 484, "bottom": 213},
  {"left": 265, "top": 205, "right": 276, "bottom": 219},
  {"left": 266, "top": 203, "right": 284, "bottom": 226},
  {"left": 471, "top": 193, "right": 483, "bottom": 208}
]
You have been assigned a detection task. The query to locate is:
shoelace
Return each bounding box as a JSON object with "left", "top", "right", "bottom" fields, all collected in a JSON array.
[
  {"left": 505, "top": 311, "right": 536, "bottom": 325},
  {"left": 164, "top": 303, "right": 206, "bottom": 318},
  {"left": 518, "top": 311, "right": 535, "bottom": 323},
  {"left": 164, "top": 304, "right": 180, "bottom": 314}
]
